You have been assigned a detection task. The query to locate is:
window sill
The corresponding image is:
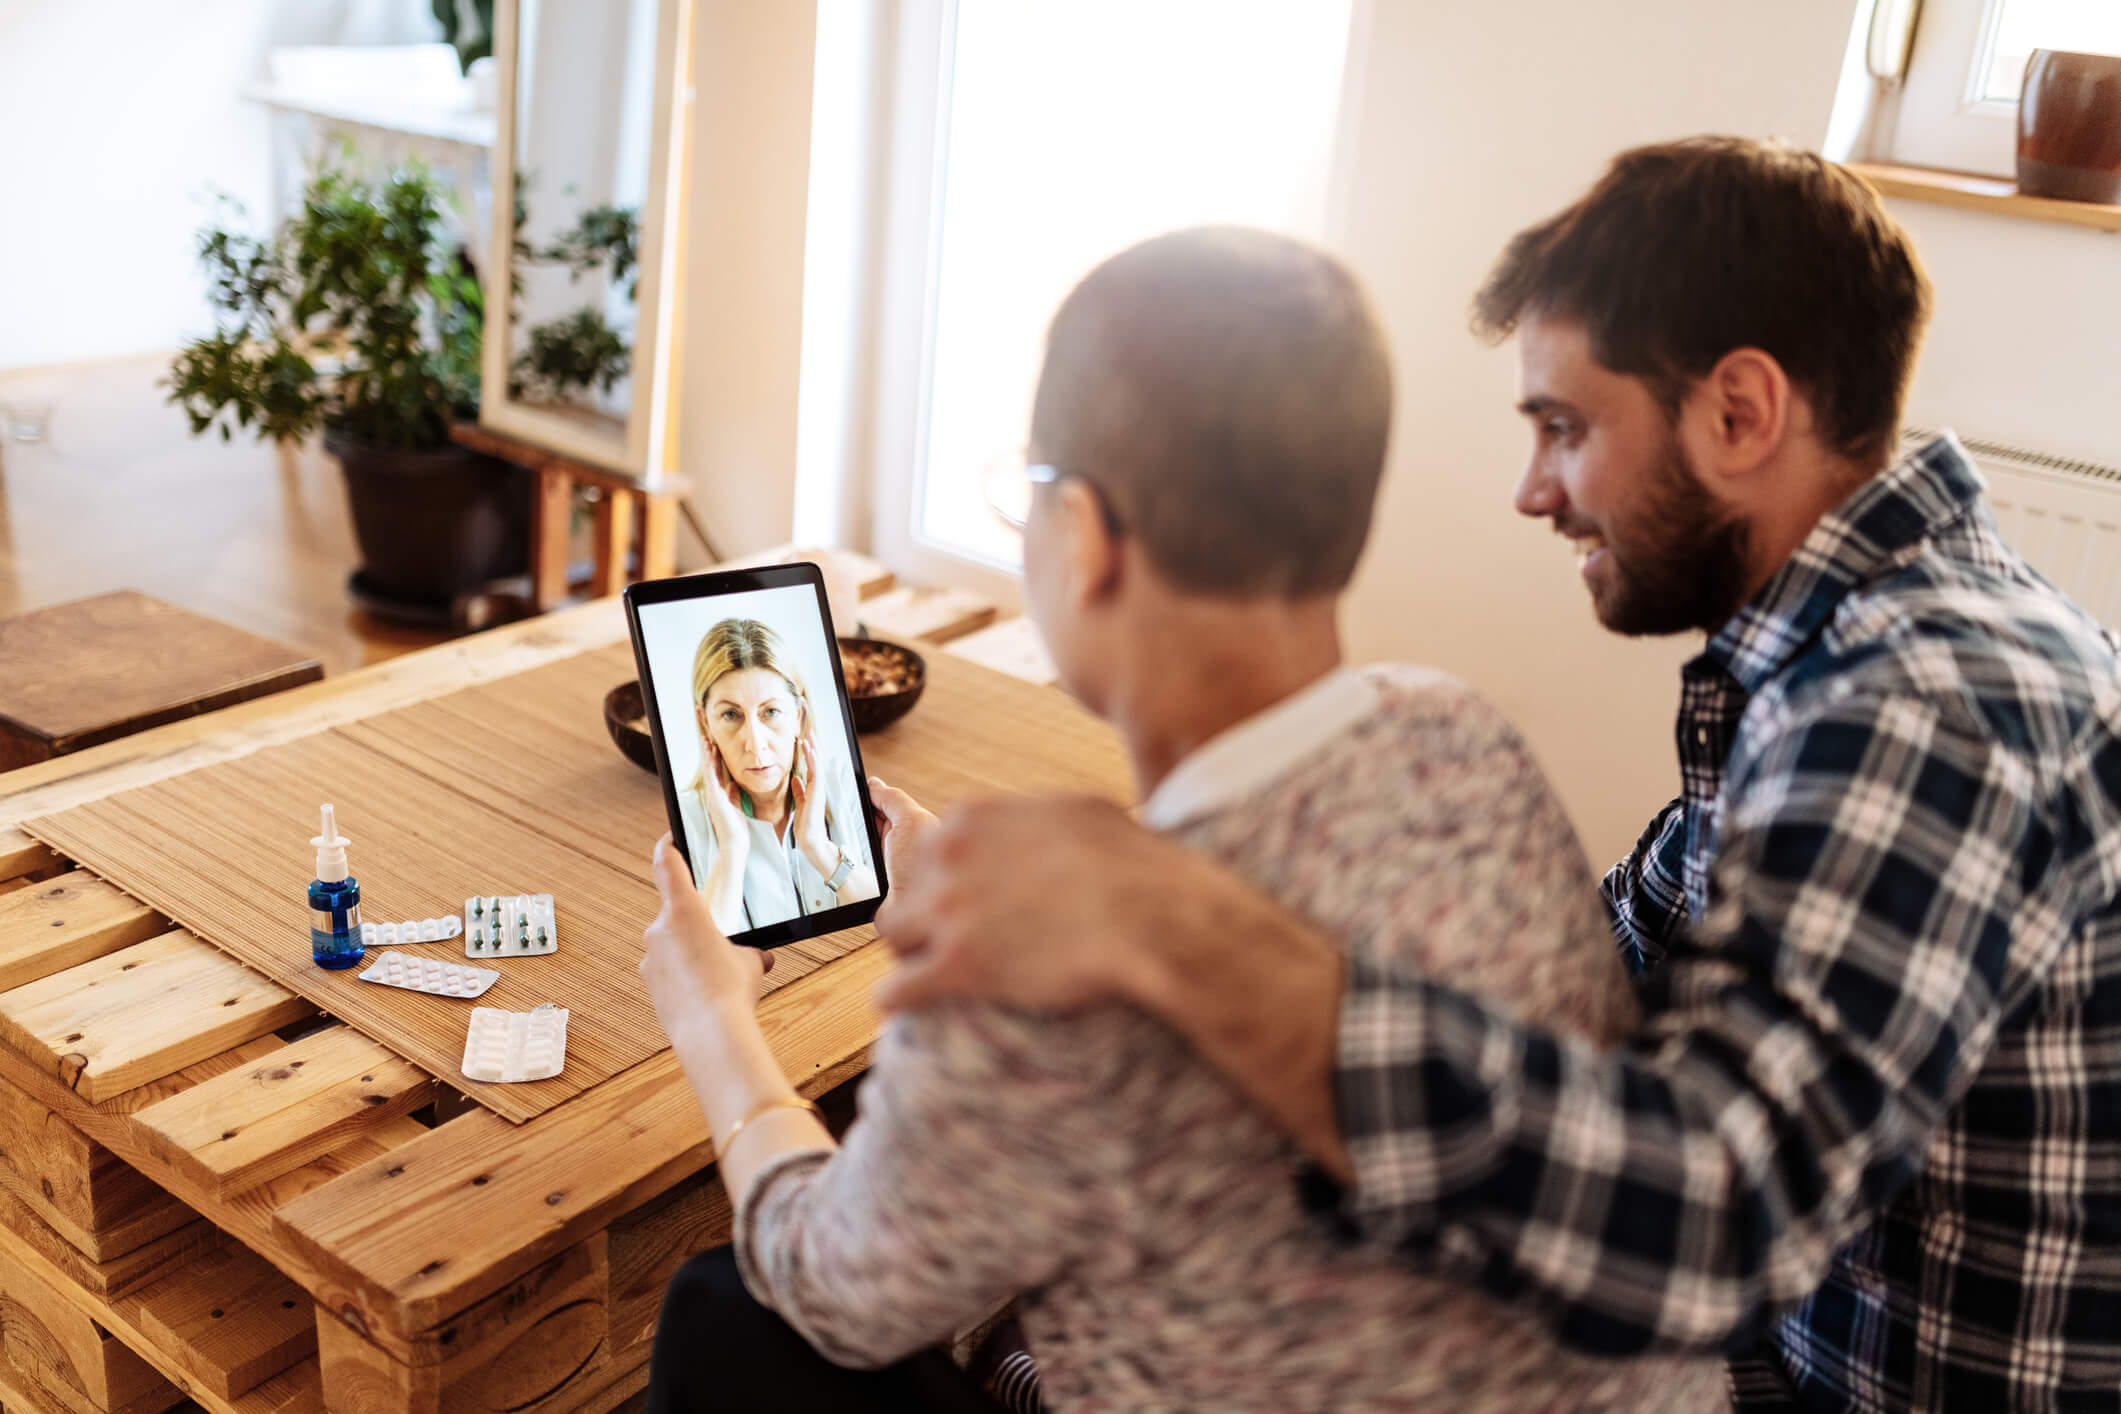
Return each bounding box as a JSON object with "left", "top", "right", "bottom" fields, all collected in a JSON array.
[{"left": 1850, "top": 162, "right": 2121, "bottom": 235}]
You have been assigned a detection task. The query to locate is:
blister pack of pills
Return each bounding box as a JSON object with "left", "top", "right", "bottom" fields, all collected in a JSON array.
[
  {"left": 356, "top": 950, "right": 500, "bottom": 998},
  {"left": 461, "top": 1003, "right": 568, "bottom": 1083},
  {"left": 359, "top": 916, "right": 463, "bottom": 947},
  {"left": 463, "top": 894, "right": 558, "bottom": 958}
]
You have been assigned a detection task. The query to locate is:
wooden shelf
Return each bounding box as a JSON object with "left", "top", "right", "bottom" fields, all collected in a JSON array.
[{"left": 1851, "top": 162, "right": 2121, "bottom": 235}]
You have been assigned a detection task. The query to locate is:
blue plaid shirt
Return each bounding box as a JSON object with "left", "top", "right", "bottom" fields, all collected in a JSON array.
[{"left": 1311, "top": 435, "right": 2121, "bottom": 1411}]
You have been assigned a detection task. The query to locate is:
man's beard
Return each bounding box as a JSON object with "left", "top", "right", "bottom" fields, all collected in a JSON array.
[{"left": 1590, "top": 433, "right": 1752, "bottom": 637}]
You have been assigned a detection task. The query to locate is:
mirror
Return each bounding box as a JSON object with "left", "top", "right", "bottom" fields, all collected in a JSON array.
[{"left": 481, "top": 0, "right": 690, "bottom": 480}]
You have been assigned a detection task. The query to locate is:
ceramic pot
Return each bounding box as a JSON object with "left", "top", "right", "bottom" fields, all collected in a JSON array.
[
  {"left": 2018, "top": 49, "right": 2121, "bottom": 204},
  {"left": 329, "top": 435, "right": 531, "bottom": 615}
]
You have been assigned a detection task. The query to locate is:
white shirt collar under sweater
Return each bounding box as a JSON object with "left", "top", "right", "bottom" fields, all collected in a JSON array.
[{"left": 1137, "top": 665, "right": 1376, "bottom": 833}]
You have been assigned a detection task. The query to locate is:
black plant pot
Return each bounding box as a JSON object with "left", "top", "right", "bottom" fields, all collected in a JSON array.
[{"left": 328, "top": 435, "right": 532, "bottom": 617}]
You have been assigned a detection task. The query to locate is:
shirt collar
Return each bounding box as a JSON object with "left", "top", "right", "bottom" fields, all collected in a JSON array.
[
  {"left": 1139, "top": 666, "right": 1377, "bottom": 832},
  {"left": 1702, "top": 431, "right": 1986, "bottom": 695}
]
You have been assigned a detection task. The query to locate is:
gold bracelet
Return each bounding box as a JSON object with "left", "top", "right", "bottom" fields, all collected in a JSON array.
[{"left": 715, "top": 1095, "right": 823, "bottom": 1163}]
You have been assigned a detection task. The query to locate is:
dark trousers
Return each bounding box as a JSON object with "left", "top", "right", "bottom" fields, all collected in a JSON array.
[{"left": 647, "top": 1245, "right": 1005, "bottom": 1413}]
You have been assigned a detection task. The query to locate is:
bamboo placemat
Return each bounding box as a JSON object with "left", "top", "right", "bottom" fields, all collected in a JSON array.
[{"left": 21, "top": 639, "right": 1132, "bottom": 1122}]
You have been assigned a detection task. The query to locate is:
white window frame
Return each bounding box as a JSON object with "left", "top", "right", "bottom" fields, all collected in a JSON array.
[
  {"left": 852, "top": 0, "right": 1366, "bottom": 607},
  {"left": 863, "top": 0, "right": 1028, "bottom": 610},
  {"left": 1878, "top": 0, "right": 2021, "bottom": 175}
]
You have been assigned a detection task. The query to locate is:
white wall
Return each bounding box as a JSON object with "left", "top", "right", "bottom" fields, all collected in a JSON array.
[
  {"left": 672, "top": 0, "right": 820, "bottom": 565},
  {"left": 0, "top": 4, "right": 348, "bottom": 371},
  {"left": 1329, "top": 0, "right": 1859, "bottom": 868},
  {"left": 579, "top": 0, "right": 2119, "bottom": 874},
  {"left": 1823, "top": 5, "right": 2121, "bottom": 471},
  {"left": 1887, "top": 202, "right": 2121, "bottom": 469}
]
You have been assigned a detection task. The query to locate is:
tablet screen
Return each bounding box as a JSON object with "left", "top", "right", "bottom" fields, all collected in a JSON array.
[{"left": 625, "top": 566, "right": 886, "bottom": 948}]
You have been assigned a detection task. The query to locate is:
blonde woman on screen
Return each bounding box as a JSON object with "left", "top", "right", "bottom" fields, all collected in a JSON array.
[{"left": 677, "top": 618, "right": 877, "bottom": 934}]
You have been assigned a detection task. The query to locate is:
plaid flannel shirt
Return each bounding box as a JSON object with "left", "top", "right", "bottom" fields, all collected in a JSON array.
[{"left": 1309, "top": 434, "right": 2121, "bottom": 1411}]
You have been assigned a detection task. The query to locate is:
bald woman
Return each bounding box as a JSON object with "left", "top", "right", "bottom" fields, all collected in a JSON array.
[{"left": 637, "top": 228, "right": 1726, "bottom": 1414}]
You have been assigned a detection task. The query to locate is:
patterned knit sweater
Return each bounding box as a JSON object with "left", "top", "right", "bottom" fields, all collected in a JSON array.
[{"left": 736, "top": 664, "right": 1729, "bottom": 1411}]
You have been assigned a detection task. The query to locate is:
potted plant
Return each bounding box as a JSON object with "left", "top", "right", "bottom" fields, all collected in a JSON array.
[{"left": 167, "top": 161, "right": 528, "bottom": 619}]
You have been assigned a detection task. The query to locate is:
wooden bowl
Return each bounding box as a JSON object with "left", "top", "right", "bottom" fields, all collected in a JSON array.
[
  {"left": 838, "top": 637, "right": 926, "bottom": 733},
  {"left": 603, "top": 681, "right": 659, "bottom": 775}
]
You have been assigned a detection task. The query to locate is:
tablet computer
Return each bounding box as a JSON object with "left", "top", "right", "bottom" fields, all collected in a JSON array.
[{"left": 623, "top": 563, "right": 887, "bottom": 948}]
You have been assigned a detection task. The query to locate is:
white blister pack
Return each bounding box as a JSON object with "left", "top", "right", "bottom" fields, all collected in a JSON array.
[
  {"left": 461, "top": 1003, "right": 568, "bottom": 1083},
  {"left": 464, "top": 894, "right": 557, "bottom": 958},
  {"left": 357, "top": 950, "right": 499, "bottom": 998},
  {"left": 359, "top": 916, "right": 463, "bottom": 947}
]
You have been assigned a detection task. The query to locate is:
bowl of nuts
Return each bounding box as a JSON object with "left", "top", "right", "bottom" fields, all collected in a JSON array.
[
  {"left": 838, "top": 636, "right": 926, "bottom": 733},
  {"left": 603, "top": 680, "right": 660, "bottom": 775}
]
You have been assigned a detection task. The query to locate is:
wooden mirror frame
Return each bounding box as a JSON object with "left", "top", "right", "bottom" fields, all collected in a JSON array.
[{"left": 479, "top": 0, "right": 692, "bottom": 482}]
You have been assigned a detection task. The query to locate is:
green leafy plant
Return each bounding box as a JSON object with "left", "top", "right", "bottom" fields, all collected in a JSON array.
[
  {"left": 512, "top": 307, "right": 630, "bottom": 402},
  {"left": 513, "top": 199, "right": 641, "bottom": 404},
  {"left": 168, "top": 161, "right": 480, "bottom": 450},
  {"left": 171, "top": 158, "right": 641, "bottom": 445},
  {"left": 431, "top": 0, "right": 495, "bottom": 73},
  {"left": 535, "top": 204, "right": 639, "bottom": 299}
]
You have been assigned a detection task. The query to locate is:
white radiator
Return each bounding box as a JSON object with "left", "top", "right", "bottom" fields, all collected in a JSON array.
[{"left": 1907, "top": 429, "right": 2121, "bottom": 631}]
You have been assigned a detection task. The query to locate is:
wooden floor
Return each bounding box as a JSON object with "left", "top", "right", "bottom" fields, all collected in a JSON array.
[
  {"left": 0, "top": 356, "right": 1055, "bottom": 697},
  {"left": 0, "top": 356, "right": 454, "bottom": 677}
]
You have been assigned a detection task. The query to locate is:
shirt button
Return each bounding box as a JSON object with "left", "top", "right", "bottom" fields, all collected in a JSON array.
[{"left": 1695, "top": 727, "right": 1710, "bottom": 746}]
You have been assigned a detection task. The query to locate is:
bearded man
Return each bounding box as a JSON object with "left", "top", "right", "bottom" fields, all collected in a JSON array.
[{"left": 874, "top": 137, "right": 2121, "bottom": 1413}]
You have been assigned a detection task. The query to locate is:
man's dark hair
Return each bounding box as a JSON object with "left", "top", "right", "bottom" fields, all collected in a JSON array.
[
  {"left": 1031, "top": 226, "right": 1394, "bottom": 598},
  {"left": 1472, "top": 137, "right": 1932, "bottom": 466}
]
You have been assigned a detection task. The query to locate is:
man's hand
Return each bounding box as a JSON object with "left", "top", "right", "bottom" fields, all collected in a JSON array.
[
  {"left": 872, "top": 795, "right": 1353, "bottom": 1174},
  {"left": 874, "top": 796, "right": 1158, "bottom": 1012},
  {"left": 641, "top": 834, "right": 770, "bottom": 1039},
  {"left": 871, "top": 795, "right": 1262, "bottom": 1014}
]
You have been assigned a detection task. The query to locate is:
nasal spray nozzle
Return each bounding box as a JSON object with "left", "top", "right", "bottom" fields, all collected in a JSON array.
[
  {"left": 311, "top": 804, "right": 352, "bottom": 884},
  {"left": 308, "top": 803, "right": 362, "bottom": 969}
]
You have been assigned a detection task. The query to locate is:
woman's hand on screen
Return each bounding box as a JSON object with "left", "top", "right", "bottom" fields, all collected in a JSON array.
[
  {"left": 642, "top": 834, "right": 769, "bottom": 1030},
  {"left": 790, "top": 731, "right": 838, "bottom": 878},
  {"left": 701, "top": 741, "right": 749, "bottom": 860},
  {"left": 869, "top": 777, "right": 939, "bottom": 883}
]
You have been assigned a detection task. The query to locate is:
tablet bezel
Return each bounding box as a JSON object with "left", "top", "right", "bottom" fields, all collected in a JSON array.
[{"left": 623, "top": 563, "right": 889, "bottom": 949}]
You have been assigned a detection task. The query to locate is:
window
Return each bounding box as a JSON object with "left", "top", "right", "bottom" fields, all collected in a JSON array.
[
  {"left": 861, "top": 0, "right": 1358, "bottom": 592},
  {"left": 1980, "top": 0, "right": 2121, "bottom": 101},
  {"left": 1882, "top": 0, "right": 2121, "bottom": 175}
]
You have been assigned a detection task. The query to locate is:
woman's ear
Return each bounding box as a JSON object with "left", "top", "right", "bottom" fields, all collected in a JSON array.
[{"left": 1056, "top": 479, "right": 1123, "bottom": 609}]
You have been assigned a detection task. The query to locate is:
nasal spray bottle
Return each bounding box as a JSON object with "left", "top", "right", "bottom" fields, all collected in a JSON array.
[{"left": 308, "top": 804, "right": 364, "bottom": 970}]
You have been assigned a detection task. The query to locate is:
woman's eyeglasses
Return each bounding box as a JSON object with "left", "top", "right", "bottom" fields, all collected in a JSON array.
[{"left": 983, "top": 450, "right": 1124, "bottom": 538}]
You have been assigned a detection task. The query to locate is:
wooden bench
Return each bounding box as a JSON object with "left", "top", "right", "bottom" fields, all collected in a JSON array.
[
  {"left": 0, "top": 593, "right": 323, "bottom": 774},
  {"left": 447, "top": 424, "right": 689, "bottom": 614}
]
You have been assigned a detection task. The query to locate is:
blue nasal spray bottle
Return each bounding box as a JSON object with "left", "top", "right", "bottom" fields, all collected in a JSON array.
[{"left": 308, "top": 804, "right": 364, "bottom": 970}]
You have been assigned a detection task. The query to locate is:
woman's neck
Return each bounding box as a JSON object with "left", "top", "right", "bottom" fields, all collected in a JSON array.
[
  {"left": 750, "top": 786, "right": 790, "bottom": 833},
  {"left": 1105, "top": 596, "right": 1344, "bottom": 801}
]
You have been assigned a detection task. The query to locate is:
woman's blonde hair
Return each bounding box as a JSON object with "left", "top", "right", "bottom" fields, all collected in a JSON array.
[{"left": 688, "top": 618, "right": 813, "bottom": 803}]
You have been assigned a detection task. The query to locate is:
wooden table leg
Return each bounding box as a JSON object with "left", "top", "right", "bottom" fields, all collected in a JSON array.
[
  {"left": 591, "top": 488, "right": 637, "bottom": 598},
  {"left": 639, "top": 494, "right": 677, "bottom": 583},
  {"left": 531, "top": 468, "right": 576, "bottom": 612}
]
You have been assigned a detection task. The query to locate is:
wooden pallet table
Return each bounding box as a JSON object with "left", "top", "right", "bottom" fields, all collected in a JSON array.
[{"left": 0, "top": 572, "right": 1126, "bottom": 1414}]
